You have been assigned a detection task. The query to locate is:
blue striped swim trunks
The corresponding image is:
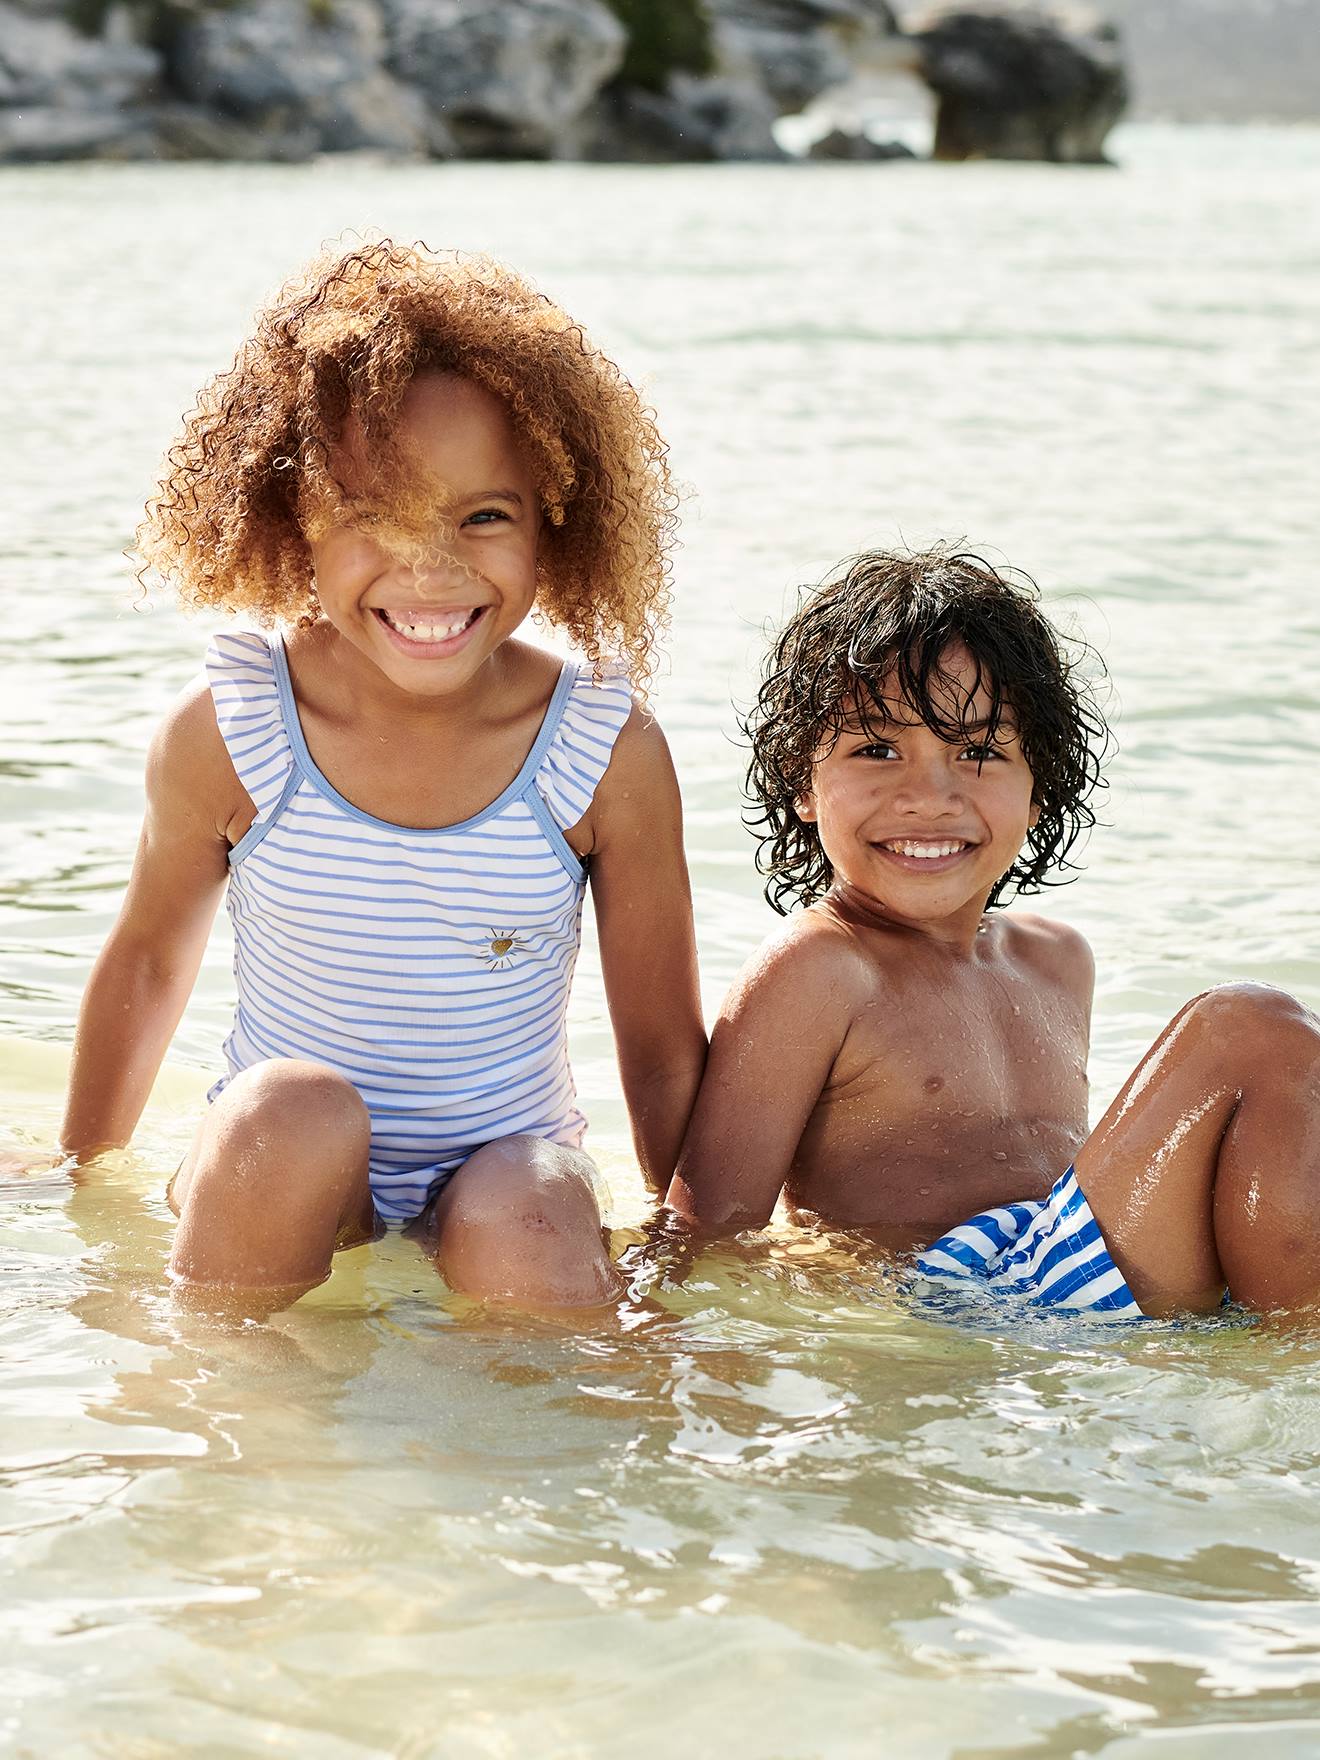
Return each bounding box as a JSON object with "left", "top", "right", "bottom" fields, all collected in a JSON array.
[{"left": 913, "top": 1166, "right": 1145, "bottom": 1317}]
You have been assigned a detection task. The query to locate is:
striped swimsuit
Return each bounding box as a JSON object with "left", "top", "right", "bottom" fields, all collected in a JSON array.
[
  {"left": 914, "top": 1166, "right": 1144, "bottom": 1317},
  {"left": 206, "top": 630, "right": 633, "bottom": 1223}
]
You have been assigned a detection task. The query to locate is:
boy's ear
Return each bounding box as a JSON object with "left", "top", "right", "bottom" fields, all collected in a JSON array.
[
  {"left": 795, "top": 790, "right": 817, "bottom": 824},
  {"left": 1028, "top": 799, "right": 1041, "bottom": 830}
]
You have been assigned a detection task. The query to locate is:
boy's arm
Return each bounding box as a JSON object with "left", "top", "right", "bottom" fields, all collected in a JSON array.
[
  {"left": 665, "top": 925, "right": 851, "bottom": 1234},
  {"left": 59, "top": 683, "right": 239, "bottom": 1161},
  {"left": 586, "top": 707, "right": 706, "bottom": 1194}
]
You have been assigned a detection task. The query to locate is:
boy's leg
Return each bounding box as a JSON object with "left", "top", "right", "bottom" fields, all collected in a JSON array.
[
  {"left": 421, "top": 1135, "right": 622, "bottom": 1309},
  {"left": 169, "top": 1058, "right": 375, "bottom": 1313},
  {"left": 1074, "top": 984, "right": 1320, "bottom": 1315}
]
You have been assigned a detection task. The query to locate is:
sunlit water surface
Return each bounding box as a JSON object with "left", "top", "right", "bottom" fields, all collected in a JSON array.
[{"left": 3, "top": 126, "right": 1320, "bottom": 1756}]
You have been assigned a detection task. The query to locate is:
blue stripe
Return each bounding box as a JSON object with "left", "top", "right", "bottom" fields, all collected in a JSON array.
[{"left": 207, "top": 629, "right": 624, "bottom": 1171}]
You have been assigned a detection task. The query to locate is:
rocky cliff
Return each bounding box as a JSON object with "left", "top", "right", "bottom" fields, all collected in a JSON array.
[{"left": 0, "top": 0, "right": 1133, "bottom": 165}]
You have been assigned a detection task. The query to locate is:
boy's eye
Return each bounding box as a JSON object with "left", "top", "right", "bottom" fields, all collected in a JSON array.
[
  {"left": 852, "top": 742, "right": 899, "bottom": 761},
  {"left": 961, "top": 742, "right": 1005, "bottom": 763},
  {"left": 464, "top": 507, "right": 511, "bottom": 526}
]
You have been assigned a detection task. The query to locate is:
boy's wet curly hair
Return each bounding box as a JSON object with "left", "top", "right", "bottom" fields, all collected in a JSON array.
[
  {"left": 746, "top": 547, "right": 1109, "bottom": 913},
  {"left": 136, "top": 239, "right": 677, "bottom": 686}
]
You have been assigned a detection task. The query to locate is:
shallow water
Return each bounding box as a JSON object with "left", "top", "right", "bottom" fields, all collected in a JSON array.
[{"left": 3, "top": 125, "right": 1320, "bottom": 1755}]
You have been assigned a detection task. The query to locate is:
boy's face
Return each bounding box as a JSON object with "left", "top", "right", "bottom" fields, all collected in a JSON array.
[
  {"left": 796, "top": 643, "right": 1039, "bottom": 938},
  {"left": 307, "top": 371, "right": 541, "bottom": 698}
]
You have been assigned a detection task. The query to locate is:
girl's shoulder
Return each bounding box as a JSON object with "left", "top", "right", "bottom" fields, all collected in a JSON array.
[{"left": 148, "top": 669, "right": 254, "bottom": 842}]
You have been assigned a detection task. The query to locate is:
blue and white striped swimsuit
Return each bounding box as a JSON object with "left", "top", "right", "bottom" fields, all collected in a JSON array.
[
  {"left": 206, "top": 630, "right": 633, "bottom": 1223},
  {"left": 914, "top": 1165, "right": 1144, "bottom": 1317}
]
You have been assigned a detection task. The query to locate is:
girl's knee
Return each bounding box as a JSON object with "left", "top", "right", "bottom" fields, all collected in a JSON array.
[
  {"left": 442, "top": 1140, "right": 600, "bottom": 1239},
  {"left": 178, "top": 1059, "right": 371, "bottom": 1225},
  {"left": 432, "top": 1139, "right": 614, "bottom": 1305},
  {"left": 212, "top": 1059, "right": 369, "bottom": 1154}
]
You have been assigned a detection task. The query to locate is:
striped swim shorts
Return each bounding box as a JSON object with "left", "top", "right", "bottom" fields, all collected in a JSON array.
[{"left": 913, "top": 1165, "right": 1145, "bottom": 1318}]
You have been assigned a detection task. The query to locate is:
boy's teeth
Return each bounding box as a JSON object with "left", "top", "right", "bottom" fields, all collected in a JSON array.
[
  {"left": 886, "top": 840, "right": 968, "bottom": 859},
  {"left": 382, "top": 609, "right": 477, "bottom": 641}
]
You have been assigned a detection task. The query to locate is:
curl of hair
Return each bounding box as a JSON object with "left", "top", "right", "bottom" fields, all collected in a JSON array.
[
  {"left": 744, "top": 547, "right": 1110, "bottom": 914},
  {"left": 135, "top": 239, "right": 677, "bottom": 688}
]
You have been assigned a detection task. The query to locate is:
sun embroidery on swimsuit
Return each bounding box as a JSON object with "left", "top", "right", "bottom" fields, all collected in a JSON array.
[{"left": 481, "top": 929, "right": 525, "bottom": 970}]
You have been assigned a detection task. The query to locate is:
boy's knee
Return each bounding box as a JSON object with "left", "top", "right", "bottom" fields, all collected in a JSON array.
[
  {"left": 1187, "top": 983, "right": 1319, "bottom": 1069},
  {"left": 1190, "top": 982, "right": 1312, "bottom": 1034}
]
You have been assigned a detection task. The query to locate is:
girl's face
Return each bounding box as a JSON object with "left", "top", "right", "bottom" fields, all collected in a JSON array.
[
  {"left": 796, "top": 643, "right": 1039, "bottom": 939},
  {"left": 307, "top": 371, "right": 541, "bottom": 697}
]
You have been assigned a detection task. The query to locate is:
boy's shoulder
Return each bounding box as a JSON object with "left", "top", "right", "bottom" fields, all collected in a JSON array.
[
  {"left": 728, "top": 905, "right": 878, "bottom": 1019},
  {"left": 992, "top": 910, "right": 1094, "bottom": 991}
]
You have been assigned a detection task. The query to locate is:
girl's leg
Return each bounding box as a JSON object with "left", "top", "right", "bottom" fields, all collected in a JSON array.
[
  {"left": 422, "top": 1135, "right": 622, "bottom": 1309},
  {"left": 169, "top": 1058, "right": 375, "bottom": 1314},
  {"left": 1075, "top": 984, "right": 1320, "bottom": 1314}
]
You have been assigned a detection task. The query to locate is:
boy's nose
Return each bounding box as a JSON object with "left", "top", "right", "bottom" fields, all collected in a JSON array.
[{"left": 892, "top": 761, "right": 963, "bottom": 815}]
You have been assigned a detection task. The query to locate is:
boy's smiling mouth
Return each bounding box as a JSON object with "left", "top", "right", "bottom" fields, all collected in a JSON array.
[
  {"left": 875, "top": 837, "right": 977, "bottom": 868},
  {"left": 373, "top": 606, "right": 486, "bottom": 652}
]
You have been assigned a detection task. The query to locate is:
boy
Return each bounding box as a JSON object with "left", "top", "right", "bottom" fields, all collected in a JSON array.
[{"left": 666, "top": 549, "right": 1320, "bottom": 1317}]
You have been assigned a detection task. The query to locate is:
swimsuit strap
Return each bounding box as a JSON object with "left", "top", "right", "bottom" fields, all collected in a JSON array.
[
  {"left": 530, "top": 659, "right": 635, "bottom": 832},
  {"left": 205, "top": 629, "right": 295, "bottom": 821}
]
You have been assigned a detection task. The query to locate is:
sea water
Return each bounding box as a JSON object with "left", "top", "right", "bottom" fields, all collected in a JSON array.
[{"left": 2, "top": 126, "right": 1320, "bottom": 1756}]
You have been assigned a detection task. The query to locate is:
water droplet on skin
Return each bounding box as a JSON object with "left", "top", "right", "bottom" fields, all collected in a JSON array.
[
  {"left": 918, "top": 1185, "right": 931, "bottom": 1196},
  {"left": 992, "top": 1151, "right": 1008, "bottom": 1162}
]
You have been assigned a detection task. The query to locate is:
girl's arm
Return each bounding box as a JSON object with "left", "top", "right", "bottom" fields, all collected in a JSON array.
[
  {"left": 586, "top": 709, "right": 706, "bottom": 1193},
  {"left": 59, "top": 684, "right": 238, "bottom": 1160},
  {"left": 665, "top": 924, "right": 850, "bottom": 1233}
]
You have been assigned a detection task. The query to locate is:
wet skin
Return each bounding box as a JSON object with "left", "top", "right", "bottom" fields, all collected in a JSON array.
[
  {"left": 59, "top": 370, "right": 707, "bottom": 1314},
  {"left": 672, "top": 645, "right": 1089, "bottom": 1247},
  {"left": 669, "top": 644, "right": 1320, "bottom": 1314}
]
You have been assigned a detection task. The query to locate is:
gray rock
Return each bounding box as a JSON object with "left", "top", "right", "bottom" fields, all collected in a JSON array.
[
  {"left": 584, "top": 70, "right": 784, "bottom": 162},
  {"left": 906, "top": 2, "right": 1127, "bottom": 161},
  {"left": 0, "top": 101, "right": 137, "bottom": 159},
  {"left": 0, "top": 1, "right": 160, "bottom": 108},
  {"left": 581, "top": 0, "right": 902, "bottom": 161},
  {"left": 807, "top": 123, "right": 915, "bottom": 157},
  {"left": 383, "top": 0, "right": 626, "bottom": 157},
  {"left": 172, "top": 0, "right": 381, "bottom": 115},
  {"left": 710, "top": 0, "right": 900, "bottom": 112},
  {"left": 168, "top": 0, "right": 444, "bottom": 155}
]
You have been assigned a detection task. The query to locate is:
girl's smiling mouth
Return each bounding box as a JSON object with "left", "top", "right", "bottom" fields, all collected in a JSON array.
[{"left": 373, "top": 605, "right": 486, "bottom": 654}]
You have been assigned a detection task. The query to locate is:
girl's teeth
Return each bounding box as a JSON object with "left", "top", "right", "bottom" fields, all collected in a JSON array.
[{"left": 383, "top": 610, "right": 476, "bottom": 642}]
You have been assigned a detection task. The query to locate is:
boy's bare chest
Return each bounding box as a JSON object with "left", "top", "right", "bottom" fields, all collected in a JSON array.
[{"left": 788, "top": 959, "right": 1090, "bottom": 1234}]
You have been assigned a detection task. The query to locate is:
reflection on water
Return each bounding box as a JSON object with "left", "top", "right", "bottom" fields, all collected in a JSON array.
[
  {"left": 5, "top": 128, "right": 1320, "bottom": 1753},
  {"left": 7, "top": 1137, "right": 1320, "bottom": 1756}
]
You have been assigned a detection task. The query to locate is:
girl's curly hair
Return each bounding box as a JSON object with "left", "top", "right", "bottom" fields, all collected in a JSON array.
[
  {"left": 136, "top": 239, "right": 677, "bottom": 687},
  {"left": 745, "top": 547, "right": 1109, "bottom": 914}
]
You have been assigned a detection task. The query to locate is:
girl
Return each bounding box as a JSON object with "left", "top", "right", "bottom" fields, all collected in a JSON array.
[{"left": 58, "top": 241, "right": 706, "bottom": 1314}]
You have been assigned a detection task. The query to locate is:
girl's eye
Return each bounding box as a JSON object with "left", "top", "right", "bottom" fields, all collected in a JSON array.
[{"left": 464, "top": 507, "right": 511, "bottom": 526}]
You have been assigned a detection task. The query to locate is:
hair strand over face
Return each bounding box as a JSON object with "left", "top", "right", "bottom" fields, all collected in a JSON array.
[{"left": 135, "top": 238, "right": 677, "bottom": 689}]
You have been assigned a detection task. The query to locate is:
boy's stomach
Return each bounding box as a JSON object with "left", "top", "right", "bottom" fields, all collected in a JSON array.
[{"left": 782, "top": 1117, "right": 1084, "bottom": 1248}]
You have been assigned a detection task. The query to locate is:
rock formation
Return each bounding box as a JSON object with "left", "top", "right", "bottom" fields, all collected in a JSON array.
[
  {"left": 906, "top": 3, "right": 1128, "bottom": 162},
  {"left": 0, "top": 0, "right": 1126, "bottom": 164}
]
